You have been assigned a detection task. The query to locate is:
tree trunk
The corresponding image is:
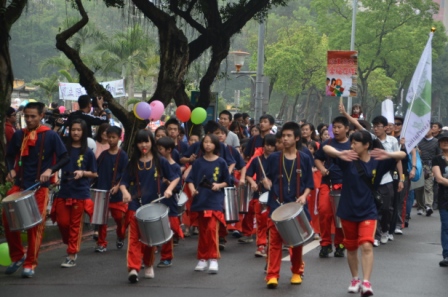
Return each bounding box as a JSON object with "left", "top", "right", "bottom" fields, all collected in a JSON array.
[
  {"left": 291, "top": 94, "right": 300, "bottom": 122},
  {"left": 277, "top": 94, "right": 288, "bottom": 120},
  {"left": 312, "top": 86, "right": 323, "bottom": 125},
  {"left": 302, "top": 88, "right": 312, "bottom": 121}
]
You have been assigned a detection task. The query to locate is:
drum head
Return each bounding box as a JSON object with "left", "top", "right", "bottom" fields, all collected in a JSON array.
[
  {"left": 271, "top": 203, "right": 303, "bottom": 222},
  {"left": 2, "top": 190, "right": 34, "bottom": 203},
  {"left": 177, "top": 192, "right": 188, "bottom": 206},
  {"left": 136, "top": 203, "right": 169, "bottom": 222}
]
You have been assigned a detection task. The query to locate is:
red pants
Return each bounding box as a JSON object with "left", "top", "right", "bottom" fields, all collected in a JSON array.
[
  {"left": 307, "top": 190, "right": 320, "bottom": 234},
  {"left": 127, "top": 210, "right": 156, "bottom": 272},
  {"left": 318, "top": 184, "right": 344, "bottom": 247},
  {"left": 242, "top": 199, "right": 268, "bottom": 246},
  {"left": 227, "top": 215, "right": 243, "bottom": 232},
  {"left": 160, "top": 216, "right": 184, "bottom": 261},
  {"left": 2, "top": 186, "right": 49, "bottom": 270},
  {"left": 182, "top": 186, "right": 198, "bottom": 227},
  {"left": 97, "top": 202, "right": 128, "bottom": 247},
  {"left": 266, "top": 218, "right": 304, "bottom": 280},
  {"left": 196, "top": 211, "right": 225, "bottom": 260},
  {"left": 341, "top": 219, "right": 376, "bottom": 251},
  {"left": 54, "top": 198, "right": 87, "bottom": 255}
]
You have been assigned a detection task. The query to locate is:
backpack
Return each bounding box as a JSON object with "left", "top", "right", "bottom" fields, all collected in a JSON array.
[{"left": 408, "top": 149, "right": 422, "bottom": 182}]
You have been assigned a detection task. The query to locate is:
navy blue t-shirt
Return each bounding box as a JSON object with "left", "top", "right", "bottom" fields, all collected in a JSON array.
[
  {"left": 96, "top": 149, "right": 129, "bottom": 203},
  {"left": 57, "top": 147, "right": 97, "bottom": 200},
  {"left": 7, "top": 130, "right": 67, "bottom": 189},
  {"left": 244, "top": 135, "right": 263, "bottom": 158},
  {"left": 183, "top": 142, "right": 236, "bottom": 166},
  {"left": 335, "top": 157, "right": 396, "bottom": 221},
  {"left": 186, "top": 157, "right": 231, "bottom": 212},
  {"left": 175, "top": 141, "right": 189, "bottom": 158},
  {"left": 314, "top": 138, "right": 350, "bottom": 184},
  {"left": 121, "top": 157, "right": 178, "bottom": 211},
  {"left": 161, "top": 162, "right": 182, "bottom": 217},
  {"left": 171, "top": 149, "right": 182, "bottom": 166},
  {"left": 246, "top": 154, "right": 270, "bottom": 198},
  {"left": 265, "top": 151, "right": 314, "bottom": 216}
]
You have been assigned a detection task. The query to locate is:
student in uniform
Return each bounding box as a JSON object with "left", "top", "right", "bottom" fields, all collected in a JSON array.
[
  {"left": 165, "top": 118, "right": 189, "bottom": 158},
  {"left": 94, "top": 126, "right": 129, "bottom": 252},
  {"left": 54, "top": 119, "right": 98, "bottom": 268},
  {"left": 4, "top": 102, "right": 69, "bottom": 278},
  {"left": 156, "top": 137, "right": 184, "bottom": 267},
  {"left": 244, "top": 114, "right": 275, "bottom": 161},
  {"left": 120, "top": 130, "right": 180, "bottom": 283},
  {"left": 186, "top": 134, "right": 231, "bottom": 274},
  {"left": 245, "top": 134, "right": 277, "bottom": 257},
  {"left": 323, "top": 130, "right": 406, "bottom": 296},
  {"left": 262, "top": 122, "right": 315, "bottom": 288}
]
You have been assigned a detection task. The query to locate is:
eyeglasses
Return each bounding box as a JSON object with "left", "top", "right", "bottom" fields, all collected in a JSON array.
[
  {"left": 373, "top": 125, "right": 384, "bottom": 129},
  {"left": 394, "top": 123, "right": 402, "bottom": 126}
]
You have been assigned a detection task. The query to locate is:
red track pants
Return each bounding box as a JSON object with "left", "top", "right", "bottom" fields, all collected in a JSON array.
[
  {"left": 196, "top": 211, "right": 225, "bottom": 260},
  {"left": 241, "top": 199, "right": 268, "bottom": 246},
  {"left": 160, "top": 216, "right": 184, "bottom": 261},
  {"left": 97, "top": 202, "right": 128, "bottom": 247}
]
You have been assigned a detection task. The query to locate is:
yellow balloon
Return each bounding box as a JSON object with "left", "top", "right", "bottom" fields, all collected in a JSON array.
[{"left": 133, "top": 104, "right": 144, "bottom": 120}]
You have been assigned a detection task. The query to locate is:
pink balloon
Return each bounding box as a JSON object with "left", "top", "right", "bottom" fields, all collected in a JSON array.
[
  {"left": 149, "top": 100, "right": 165, "bottom": 121},
  {"left": 58, "top": 106, "right": 66, "bottom": 113}
]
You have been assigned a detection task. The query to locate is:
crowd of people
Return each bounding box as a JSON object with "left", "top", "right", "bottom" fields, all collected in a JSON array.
[{"left": 2, "top": 96, "right": 448, "bottom": 297}]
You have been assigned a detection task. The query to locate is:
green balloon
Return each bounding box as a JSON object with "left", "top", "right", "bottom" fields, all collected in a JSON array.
[
  {"left": 0, "top": 243, "right": 12, "bottom": 266},
  {"left": 191, "top": 107, "right": 207, "bottom": 124}
]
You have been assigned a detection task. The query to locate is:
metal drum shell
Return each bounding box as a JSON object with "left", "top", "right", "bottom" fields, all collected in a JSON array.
[
  {"left": 90, "top": 189, "right": 110, "bottom": 225},
  {"left": 271, "top": 203, "right": 314, "bottom": 247},
  {"left": 330, "top": 190, "right": 342, "bottom": 228},
  {"left": 176, "top": 192, "right": 188, "bottom": 217},
  {"left": 223, "top": 187, "right": 239, "bottom": 223},
  {"left": 2, "top": 190, "right": 42, "bottom": 231},
  {"left": 238, "top": 184, "right": 252, "bottom": 214},
  {"left": 135, "top": 203, "right": 173, "bottom": 246}
]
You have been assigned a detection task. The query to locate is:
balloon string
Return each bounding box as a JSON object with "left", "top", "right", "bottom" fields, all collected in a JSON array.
[{"left": 189, "top": 124, "right": 194, "bottom": 138}]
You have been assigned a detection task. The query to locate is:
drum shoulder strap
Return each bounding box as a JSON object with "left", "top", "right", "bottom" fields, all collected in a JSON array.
[{"left": 111, "top": 149, "right": 121, "bottom": 186}]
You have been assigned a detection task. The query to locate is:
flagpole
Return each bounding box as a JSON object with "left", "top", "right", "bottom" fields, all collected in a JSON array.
[{"left": 401, "top": 28, "right": 434, "bottom": 141}]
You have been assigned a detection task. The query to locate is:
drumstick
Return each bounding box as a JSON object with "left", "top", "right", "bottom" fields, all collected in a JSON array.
[
  {"left": 257, "top": 157, "right": 267, "bottom": 180},
  {"left": 150, "top": 196, "right": 166, "bottom": 204},
  {"left": 24, "top": 182, "right": 41, "bottom": 192}
]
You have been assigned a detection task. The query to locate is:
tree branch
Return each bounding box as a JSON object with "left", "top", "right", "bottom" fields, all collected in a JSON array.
[
  {"left": 4, "top": 0, "right": 28, "bottom": 30},
  {"left": 169, "top": 0, "right": 206, "bottom": 34}
]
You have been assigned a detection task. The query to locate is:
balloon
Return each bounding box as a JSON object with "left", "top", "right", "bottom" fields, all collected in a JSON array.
[
  {"left": 191, "top": 107, "right": 207, "bottom": 125},
  {"left": 19, "top": 100, "right": 29, "bottom": 106},
  {"left": 0, "top": 243, "right": 12, "bottom": 267},
  {"left": 58, "top": 106, "right": 66, "bottom": 113},
  {"left": 175, "top": 105, "right": 191, "bottom": 122},
  {"left": 135, "top": 102, "right": 152, "bottom": 120},
  {"left": 149, "top": 100, "right": 165, "bottom": 121},
  {"left": 133, "top": 103, "right": 144, "bottom": 120}
]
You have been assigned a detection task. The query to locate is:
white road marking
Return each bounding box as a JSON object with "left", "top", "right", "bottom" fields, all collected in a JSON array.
[{"left": 281, "top": 240, "right": 320, "bottom": 261}]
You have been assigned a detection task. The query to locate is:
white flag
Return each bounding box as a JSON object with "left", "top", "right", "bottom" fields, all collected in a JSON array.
[{"left": 402, "top": 32, "right": 433, "bottom": 153}]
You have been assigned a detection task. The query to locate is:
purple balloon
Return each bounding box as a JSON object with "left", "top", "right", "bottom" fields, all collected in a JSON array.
[
  {"left": 136, "top": 102, "right": 152, "bottom": 119},
  {"left": 328, "top": 124, "right": 334, "bottom": 138}
]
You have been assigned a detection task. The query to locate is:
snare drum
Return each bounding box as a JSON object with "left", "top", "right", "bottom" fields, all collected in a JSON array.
[
  {"left": 90, "top": 189, "right": 110, "bottom": 225},
  {"left": 223, "top": 187, "right": 239, "bottom": 223},
  {"left": 271, "top": 203, "right": 314, "bottom": 247},
  {"left": 176, "top": 191, "right": 188, "bottom": 216},
  {"left": 238, "top": 184, "right": 252, "bottom": 214},
  {"left": 135, "top": 203, "right": 173, "bottom": 246},
  {"left": 330, "top": 190, "right": 342, "bottom": 228},
  {"left": 2, "top": 190, "right": 42, "bottom": 231}
]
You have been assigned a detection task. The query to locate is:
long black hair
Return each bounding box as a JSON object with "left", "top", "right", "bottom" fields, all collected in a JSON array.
[
  {"left": 127, "top": 129, "right": 161, "bottom": 177},
  {"left": 200, "top": 134, "right": 220, "bottom": 156},
  {"left": 95, "top": 123, "right": 110, "bottom": 142},
  {"left": 67, "top": 118, "right": 88, "bottom": 155},
  {"left": 349, "top": 130, "right": 383, "bottom": 151}
]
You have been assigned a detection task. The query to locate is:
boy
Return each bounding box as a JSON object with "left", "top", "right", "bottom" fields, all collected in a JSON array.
[
  {"left": 244, "top": 114, "right": 275, "bottom": 161},
  {"left": 245, "top": 134, "right": 277, "bottom": 257},
  {"left": 262, "top": 122, "right": 314, "bottom": 288},
  {"left": 165, "top": 118, "right": 189, "bottom": 158},
  {"left": 95, "top": 126, "right": 129, "bottom": 252},
  {"left": 156, "top": 137, "right": 184, "bottom": 267}
]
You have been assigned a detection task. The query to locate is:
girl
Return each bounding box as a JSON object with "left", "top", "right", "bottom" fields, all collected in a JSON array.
[
  {"left": 351, "top": 104, "right": 364, "bottom": 120},
  {"left": 120, "top": 130, "right": 179, "bottom": 283},
  {"left": 94, "top": 123, "right": 110, "bottom": 159},
  {"left": 250, "top": 125, "right": 260, "bottom": 137},
  {"left": 54, "top": 119, "right": 98, "bottom": 268},
  {"left": 319, "top": 128, "right": 330, "bottom": 143},
  {"left": 229, "top": 121, "right": 246, "bottom": 140},
  {"left": 323, "top": 130, "right": 405, "bottom": 296},
  {"left": 186, "top": 134, "right": 231, "bottom": 274},
  {"left": 307, "top": 140, "right": 321, "bottom": 239},
  {"left": 154, "top": 126, "right": 168, "bottom": 141}
]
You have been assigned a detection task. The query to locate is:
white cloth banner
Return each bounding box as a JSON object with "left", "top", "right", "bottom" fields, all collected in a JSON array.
[
  {"left": 403, "top": 32, "right": 433, "bottom": 154},
  {"left": 59, "top": 79, "right": 126, "bottom": 100}
]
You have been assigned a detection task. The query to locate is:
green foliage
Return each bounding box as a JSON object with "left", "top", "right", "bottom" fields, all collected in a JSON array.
[
  {"left": 367, "top": 69, "right": 397, "bottom": 101},
  {"left": 0, "top": 182, "right": 12, "bottom": 199}
]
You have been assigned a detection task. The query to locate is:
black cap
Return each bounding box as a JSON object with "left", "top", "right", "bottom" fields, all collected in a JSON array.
[
  {"left": 6, "top": 107, "right": 16, "bottom": 117},
  {"left": 438, "top": 133, "right": 448, "bottom": 142}
]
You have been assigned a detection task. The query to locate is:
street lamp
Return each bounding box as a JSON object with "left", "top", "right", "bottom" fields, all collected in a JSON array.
[{"left": 229, "top": 51, "right": 250, "bottom": 73}]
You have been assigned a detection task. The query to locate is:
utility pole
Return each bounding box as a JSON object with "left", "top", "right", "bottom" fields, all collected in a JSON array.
[
  {"left": 347, "top": 0, "right": 357, "bottom": 114},
  {"left": 254, "top": 22, "right": 265, "bottom": 124}
]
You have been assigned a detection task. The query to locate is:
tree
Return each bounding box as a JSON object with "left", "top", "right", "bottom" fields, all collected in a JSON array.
[
  {"left": 32, "top": 74, "right": 59, "bottom": 104},
  {"left": 0, "top": 0, "right": 28, "bottom": 183}
]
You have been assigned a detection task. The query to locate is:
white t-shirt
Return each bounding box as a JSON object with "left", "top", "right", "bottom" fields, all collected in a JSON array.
[
  {"left": 379, "top": 135, "right": 400, "bottom": 184},
  {"left": 225, "top": 131, "right": 240, "bottom": 148}
]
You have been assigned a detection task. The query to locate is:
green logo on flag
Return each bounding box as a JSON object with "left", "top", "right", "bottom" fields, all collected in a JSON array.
[{"left": 411, "top": 81, "right": 431, "bottom": 117}]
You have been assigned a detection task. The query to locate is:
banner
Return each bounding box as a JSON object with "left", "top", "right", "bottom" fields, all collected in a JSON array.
[
  {"left": 59, "top": 79, "right": 126, "bottom": 100},
  {"left": 326, "top": 51, "right": 358, "bottom": 97},
  {"left": 402, "top": 32, "right": 433, "bottom": 153}
]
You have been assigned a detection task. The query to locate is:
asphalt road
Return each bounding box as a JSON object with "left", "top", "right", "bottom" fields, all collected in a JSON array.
[{"left": 1, "top": 209, "right": 447, "bottom": 297}]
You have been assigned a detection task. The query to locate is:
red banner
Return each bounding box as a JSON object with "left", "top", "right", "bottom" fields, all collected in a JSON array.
[{"left": 326, "top": 51, "right": 358, "bottom": 97}]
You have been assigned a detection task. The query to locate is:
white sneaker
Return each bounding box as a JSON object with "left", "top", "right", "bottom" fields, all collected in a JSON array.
[
  {"left": 194, "top": 260, "right": 208, "bottom": 271},
  {"left": 394, "top": 228, "right": 403, "bottom": 235},
  {"left": 380, "top": 232, "right": 389, "bottom": 244},
  {"left": 348, "top": 278, "right": 361, "bottom": 293},
  {"left": 388, "top": 234, "right": 394, "bottom": 241},
  {"left": 144, "top": 266, "right": 154, "bottom": 279},
  {"left": 128, "top": 269, "right": 139, "bottom": 283},
  {"left": 208, "top": 259, "right": 218, "bottom": 274},
  {"left": 373, "top": 239, "right": 380, "bottom": 247},
  {"left": 417, "top": 209, "right": 424, "bottom": 215}
]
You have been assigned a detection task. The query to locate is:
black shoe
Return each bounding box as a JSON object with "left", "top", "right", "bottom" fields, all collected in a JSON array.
[
  {"left": 334, "top": 244, "right": 346, "bottom": 257},
  {"left": 173, "top": 236, "right": 179, "bottom": 246},
  {"left": 426, "top": 206, "right": 433, "bottom": 217},
  {"left": 440, "top": 258, "right": 448, "bottom": 267},
  {"left": 405, "top": 215, "right": 410, "bottom": 228},
  {"left": 319, "top": 245, "right": 333, "bottom": 258},
  {"left": 219, "top": 238, "right": 226, "bottom": 251}
]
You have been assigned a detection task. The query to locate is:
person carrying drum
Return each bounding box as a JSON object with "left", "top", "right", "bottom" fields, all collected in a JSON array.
[
  {"left": 53, "top": 119, "right": 98, "bottom": 268},
  {"left": 245, "top": 134, "right": 277, "bottom": 258},
  {"left": 186, "top": 134, "right": 231, "bottom": 274},
  {"left": 314, "top": 116, "right": 351, "bottom": 258},
  {"left": 243, "top": 114, "right": 275, "bottom": 161},
  {"left": 262, "top": 122, "right": 314, "bottom": 289},
  {"left": 94, "top": 126, "right": 129, "bottom": 253},
  {"left": 156, "top": 137, "right": 184, "bottom": 268},
  {"left": 4, "top": 102, "right": 69, "bottom": 278},
  {"left": 323, "top": 130, "right": 406, "bottom": 296},
  {"left": 120, "top": 130, "right": 180, "bottom": 283}
]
